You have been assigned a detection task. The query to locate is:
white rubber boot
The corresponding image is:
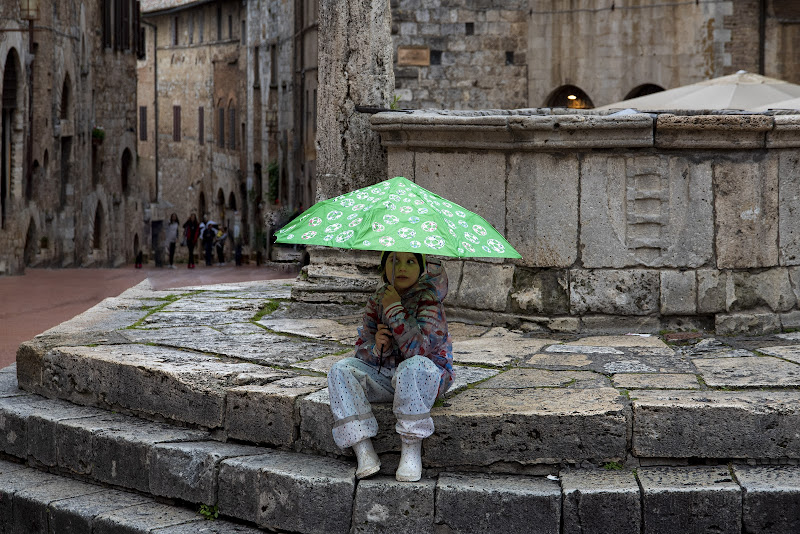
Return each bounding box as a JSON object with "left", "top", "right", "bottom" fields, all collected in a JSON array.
[
  {"left": 353, "top": 438, "right": 381, "bottom": 479},
  {"left": 395, "top": 438, "right": 422, "bottom": 482}
]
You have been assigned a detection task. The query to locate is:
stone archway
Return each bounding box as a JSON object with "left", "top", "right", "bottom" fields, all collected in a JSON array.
[
  {"left": 2, "top": 48, "right": 22, "bottom": 230},
  {"left": 23, "top": 218, "right": 36, "bottom": 266},
  {"left": 545, "top": 85, "right": 594, "bottom": 109}
]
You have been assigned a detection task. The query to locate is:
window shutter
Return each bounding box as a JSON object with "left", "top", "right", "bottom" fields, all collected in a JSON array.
[
  {"left": 228, "top": 108, "right": 235, "bottom": 149},
  {"left": 198, "top": 107, "right": 204, "bottom": 145},
  {"left": 173, "top": 105, "right": 181, "bottom": 142},
  {"left": 139, "top": 106, "right": 147, "bottom": 141}
]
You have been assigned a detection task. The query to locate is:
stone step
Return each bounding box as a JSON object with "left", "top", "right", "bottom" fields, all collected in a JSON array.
[
  {"left": 2, "top": 379, "right": 800, "bottom": 533},
  {"left": 0, "top": 458, "right": 263, "bottom": 534},
  {"left": 14, "top": 278, "right": 800, "bottom": 468}
]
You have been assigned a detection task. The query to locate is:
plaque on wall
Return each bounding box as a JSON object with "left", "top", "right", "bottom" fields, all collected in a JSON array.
[{"left": 397, "top": 46, "right": 430, "bottom": 67}]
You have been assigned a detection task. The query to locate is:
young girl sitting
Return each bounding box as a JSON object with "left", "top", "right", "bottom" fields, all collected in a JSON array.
[{"left": 327, "top": 251, "right": 454, "bottom": 482}]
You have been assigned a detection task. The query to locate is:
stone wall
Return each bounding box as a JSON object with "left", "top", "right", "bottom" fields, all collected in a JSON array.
[
  {"left": 391, "top": 0, "right": 528, "bottom": 110},
  {"left": 369, "top": 110, "right": 800, "bottom": 334},
  {"left": 0, "top": 0, "right": 143, "bottom": 274}
]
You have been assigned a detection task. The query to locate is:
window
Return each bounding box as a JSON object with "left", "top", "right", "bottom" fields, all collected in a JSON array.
[
  {"left": 241, "top": 20, "right": 246, "bottom": 45},
  {"left": 465, "top": 22, "right": 474, "bottom": 35},
  {"left": 217, "top": 6, "right": 222, "bottom": 40},
  {"left": 198, "top": 11, "right": 204, "bottom": 42},
  {"left": 173, "top": 105, "right": 181, "bottom": 141},
  {"left": 102, "top": 0, "right": 140, "bottom": 53},
  {"left": 270, "top": 44, "right": 277, "bottom": 87},
  {"left": 218, "top": 107, "right": 225, "bottom": 147},
  {"left": 189, "top": 14, "right": 194, "bottom": 44},
  {"left": 198, "top": 106, "right": 204, "bottom": 145},
  {"left": 172, "top": 15, "right": 179, "bottom": 46},
  {"left": 139, "top": 106, "right": 147, "bottom": 141},
  {"left": 228, "top": 15, "right": 233, "bottom": 39},
  {"left": 228, "top": 107, "right": 235, "bottom": 149}
]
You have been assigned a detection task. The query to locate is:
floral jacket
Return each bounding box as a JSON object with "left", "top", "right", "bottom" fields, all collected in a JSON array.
[{"left": 354, "top": 262, "right": 454, "bottom": 395}]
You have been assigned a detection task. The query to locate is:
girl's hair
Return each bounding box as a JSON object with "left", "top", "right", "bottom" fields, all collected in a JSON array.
[
  {"left": 170, "top": 213, "right": 178, "bottom": 223},
  {"left": 380, "top": 251, "right": 426, "bottom": 283}
]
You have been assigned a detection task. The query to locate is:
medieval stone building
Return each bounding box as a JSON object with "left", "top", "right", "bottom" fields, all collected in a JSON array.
[
  {"left": 138, "top": 0, "right": 250, "bottom": 262},
  {"left": 391, "top": 0, "right": 800, "bottom": 110},
  {"left": 0, "top": 0, "right": 143, "bottom": 275}
]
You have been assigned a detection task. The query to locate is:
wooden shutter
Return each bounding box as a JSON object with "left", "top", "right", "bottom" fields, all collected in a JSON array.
[
  {"left": 198, "top": 107, "right": 204, "bottom": 145},
  {"left": 173, "top": 105, "right": 181, "bottom": 142}
]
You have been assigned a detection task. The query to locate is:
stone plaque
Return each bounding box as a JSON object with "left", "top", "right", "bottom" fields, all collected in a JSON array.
[{"left": 397, "top": 46, "right": 430, "bottom": 66}]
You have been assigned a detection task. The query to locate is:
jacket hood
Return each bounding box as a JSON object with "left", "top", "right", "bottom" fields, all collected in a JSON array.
[{"left": 403, "top": 261, "right": 449, "bottom": 302}]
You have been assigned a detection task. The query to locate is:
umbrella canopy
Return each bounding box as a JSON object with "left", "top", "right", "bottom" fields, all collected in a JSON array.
[
  {"left": 752, "top": 96, "right": 800, "bottom": 112},
  {"left": 275, "top": 176, "right": 521, "bottom": 259},
  {"left": 597, "top": 71, "right": 800, "bottom": 112}
]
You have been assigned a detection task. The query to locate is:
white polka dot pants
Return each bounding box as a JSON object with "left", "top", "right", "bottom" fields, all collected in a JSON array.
[{"left": 327, "top": 356, "right": 441, "bottom": 449}]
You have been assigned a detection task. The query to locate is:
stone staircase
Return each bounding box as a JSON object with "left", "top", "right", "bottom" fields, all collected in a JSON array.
[{"left": 4, "top": 278, "right": 800, "bottom": 532}]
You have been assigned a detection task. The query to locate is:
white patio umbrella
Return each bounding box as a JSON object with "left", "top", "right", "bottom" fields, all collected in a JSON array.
[
  {"left": 597, "top": 71, "right": 800, "bottom": 112},
  {"left": 752, "top": 96, "right": 800, "bottom": 112}
]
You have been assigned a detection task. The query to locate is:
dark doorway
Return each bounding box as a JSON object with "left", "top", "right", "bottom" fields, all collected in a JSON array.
[{"left": 546, "top": 85, "right": 594, "bottom": 109}]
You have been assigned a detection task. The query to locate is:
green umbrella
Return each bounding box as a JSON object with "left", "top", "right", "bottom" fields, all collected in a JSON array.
[{"left": 275, "top": 176, "right": 521, "bottom": 259}]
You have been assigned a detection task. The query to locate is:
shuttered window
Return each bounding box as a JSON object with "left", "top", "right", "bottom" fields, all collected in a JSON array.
[
  {"left": 198, "top": 107, "right": 204, "bottom": 145},
  {"left": 218, "top": 108, "right": 225, "bottom": 147},
  {"left": 228, "top": 108, "right": 235, "bottom": 149},
  {"left": 139, "top": 106, "right": 147, "bottom": 141}
]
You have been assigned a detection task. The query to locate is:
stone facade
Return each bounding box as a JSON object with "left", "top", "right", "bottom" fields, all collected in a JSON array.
[
  {"left": 0, "top": 0, "right": 142, "bottom": 274},
  {"left": 138, "top": 0, "right": 251, "bottom": 263},
  {"left": 391, "top": 0, "right": 528, "bottom": 110},
  {"left": 370, "top": 110, "right": 800, "bottom": 334},
  {"left": 388, "top": 0, "right": 800, "bottom": 110}
]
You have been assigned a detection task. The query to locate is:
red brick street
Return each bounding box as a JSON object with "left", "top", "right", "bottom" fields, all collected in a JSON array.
[{"left": 0, "top": 265, "right": 294, "bottom": 368}]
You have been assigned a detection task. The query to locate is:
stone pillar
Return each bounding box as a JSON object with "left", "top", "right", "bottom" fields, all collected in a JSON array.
[{"left": 316, "top": 0, "right": 394, "bottom": 201}]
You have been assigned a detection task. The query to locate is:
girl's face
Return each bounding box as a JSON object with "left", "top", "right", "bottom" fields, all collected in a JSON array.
[{"left": 385, "top": 252, "right": 421, "bottom": 294}]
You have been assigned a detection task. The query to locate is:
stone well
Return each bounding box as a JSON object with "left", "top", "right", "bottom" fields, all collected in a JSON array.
[{"left": 357, "top": 110, "right": 800, "bottom": 335}]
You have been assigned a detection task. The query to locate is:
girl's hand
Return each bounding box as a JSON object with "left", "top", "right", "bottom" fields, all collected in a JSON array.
[
  {"left": 382, "top": 285, "right": 401, "bottom": 309},
  {"left": 375, "top": 323, "right": 392, "bottom": 353}
]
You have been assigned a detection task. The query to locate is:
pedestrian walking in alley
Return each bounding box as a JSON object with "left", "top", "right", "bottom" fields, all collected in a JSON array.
[
  {"left": 166, "top": 213, "right": 180, "bottom": 269},
  {"left": 202, "top": 221, "right": 217, "bottom": 266},
  {"left": 327, "top": 251, "right": 454, "bottom": 482},
  {"left": 183, "top": 213, "right": 200, "bottom": 269},
  {"left": 215, "top": 226, "right": 228, "bottom": 265}
]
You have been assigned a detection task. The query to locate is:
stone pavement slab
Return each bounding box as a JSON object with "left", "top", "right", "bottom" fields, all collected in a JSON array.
[
  {"left": 759, "top": 344, "right": 800, "bottom": 364},
  {"left": 524, "top": 351, "right": 696, "bottom": 374},
  {"left": 692, "top": 356, "right": 800, "bottom": 387},
  {"left": 451, "top": 335, "right": 553, "bottom": 367},
  {"left": 611, "top": 373, "right": 701, "bottom": 390},
  {"left": 258, "top": 317, "right": 359, "bottom": 343},
  {"left": 475, "top": 368, "right": 610, "bottom": 389}
]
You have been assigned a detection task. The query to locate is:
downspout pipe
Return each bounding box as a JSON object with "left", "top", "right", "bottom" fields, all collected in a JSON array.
[
  {"left": 758, "top": 0, "right": 766, "bottom": 75},
  {"left": 141, "top": 19, "right": 159, "bottom": 203}
]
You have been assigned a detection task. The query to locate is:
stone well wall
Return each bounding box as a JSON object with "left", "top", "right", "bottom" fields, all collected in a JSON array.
[{"left": 367, "top": 110, "right": 800, "bottom": 335}]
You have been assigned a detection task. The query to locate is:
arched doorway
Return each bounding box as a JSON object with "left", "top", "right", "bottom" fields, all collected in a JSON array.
[
  {"left": 198, "top": 191, "right": 206, "bottom": 219},
  {"left": 60, "top": 74, "right": 72, "bottom": 120},
  {"left": 228, "top": 192, "right": 236, "bottom": 211},
  {"left": 217, "top": 188, "right": 225, "bottom": 223},
  {"left": 93, "top": 203, "right": 103, "bottom": 250},
  {"left": 24, "top": 218, "right": 36, "bottom": 266},
  {"left": 121, "top": 148, "right": 132, "bottom": 193},
  {"left": 2, "top": 49, "right": 22, "bottom": 229},
  {"left": 624, "top": 84, "right": 665, "bottom": 100},
  {"left": 133, "top": 233, "right": 139, "bottom": 259},
  {"left": 545, "top": 85, "right": 594, "bottom": 109}
]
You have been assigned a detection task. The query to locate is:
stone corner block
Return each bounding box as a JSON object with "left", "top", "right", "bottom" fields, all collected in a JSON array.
[
  {"left": 456, "top": 261, "right": 514, "bottom": 312},
  {"left": 571, "top": 269, "right": 659, "bottom": 315},
  {"left": 353, "top": 477, "right": 435, "bottom": 534},
  {"left": 733, "top": 465, "right": 800, "bottom": 534},
  {"left": 435, "top": 473, "right": 561, "bottom": 534},
  {"left": 225, "top": 377, "right": 327, "bottom": 447},
  {"left": 660, "top": 270, "right": 696, "bottom": 315},
  {"left": 715, "top": 312, "right": 781, "bottom": 335},
  {"left": 560, "top": 469, "right": 642, "bottom": 534},
  {"left": 218, "top": 452, "right": 355, "bottom": 534},
  {"left": 638, "top": 466, "right": 741, "bottom": 534}
]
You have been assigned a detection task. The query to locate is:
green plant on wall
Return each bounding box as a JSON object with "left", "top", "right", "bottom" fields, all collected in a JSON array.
[
  {"left": 92, "top": 127, "right": 105, "bottom": 142},
  {"left": 389, "top": 94, "right": 402, "bottom": 110}
]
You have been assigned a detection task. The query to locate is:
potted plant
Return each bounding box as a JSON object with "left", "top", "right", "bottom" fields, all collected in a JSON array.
[{"left": 92, "top": 126, "right": 105, "bottom": 146}]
